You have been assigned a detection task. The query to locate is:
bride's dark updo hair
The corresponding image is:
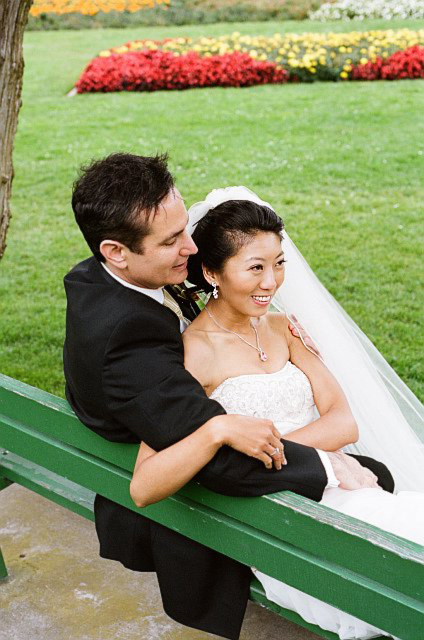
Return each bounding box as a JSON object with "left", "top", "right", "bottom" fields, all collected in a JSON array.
[{"left": 187, "top": 199, "right": 284, "bottom": 293}]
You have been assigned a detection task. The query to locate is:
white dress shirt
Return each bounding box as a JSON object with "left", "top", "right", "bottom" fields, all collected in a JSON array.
[
  {"left": 101, "top": 263, "right": 338, "bottom": 488},
  {"left": 102, "top": 263, "right": 188, "bottom": 331}
]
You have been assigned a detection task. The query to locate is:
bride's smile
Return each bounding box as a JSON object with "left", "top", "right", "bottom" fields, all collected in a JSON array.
[{"left": 204, "top": 231, "right": 286, "bottom": 323}]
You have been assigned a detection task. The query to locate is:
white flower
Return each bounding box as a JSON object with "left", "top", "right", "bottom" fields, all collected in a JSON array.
[{"left": 310, "top": 0, "right": 424, "bottom": 21}]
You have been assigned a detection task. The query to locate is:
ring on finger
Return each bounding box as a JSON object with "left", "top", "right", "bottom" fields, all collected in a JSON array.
[{"left": 270, "top": 447, "right": 280, "bottom": 457}]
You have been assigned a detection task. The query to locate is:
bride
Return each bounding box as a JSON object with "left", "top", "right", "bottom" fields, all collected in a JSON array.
[{"left": 130, "top": 187, "right": 424, "bottom": 640}]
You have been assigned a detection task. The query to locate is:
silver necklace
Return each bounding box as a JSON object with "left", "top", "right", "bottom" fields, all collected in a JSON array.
[{"left": 205, "top": 306, "right": 268, "bottom": 362}]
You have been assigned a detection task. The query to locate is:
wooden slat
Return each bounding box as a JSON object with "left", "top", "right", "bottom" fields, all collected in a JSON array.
[
  {"left": 2, "top": 375, "right": 423, "bottom": 563},
  {"left": 0, "top": 451, "right": 94, "bottom": 520},
  {"left": 180, "top": 484, "right": 424, "bottom": 600},
  {"left": 1, "top": 400, "right": 423, "bottom": 599},
  {"left": 0, "top": 548, "right": 8, "bottom": 580},
  {"left": 0, "top": 374, "right": 137, "bottom": 469}
]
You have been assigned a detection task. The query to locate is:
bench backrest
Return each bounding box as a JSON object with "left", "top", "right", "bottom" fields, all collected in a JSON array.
[{"left": 1, "top": 372, "right": 423, "bottom": 639}]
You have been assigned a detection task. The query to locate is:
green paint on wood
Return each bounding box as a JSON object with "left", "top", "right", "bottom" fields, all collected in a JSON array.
[
  {"left": 1, "top": 373, "right": 424, "bottom": 639},
  {"left": 0, "top": 548, "right": 8, "bottom": 580},
  {"left": 0, "top": 452, "right": 95, "bottom": 521}
]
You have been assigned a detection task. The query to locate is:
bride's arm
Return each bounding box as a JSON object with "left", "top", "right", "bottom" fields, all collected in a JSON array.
[
  {"left": 282, "top": 318, "right": 359, "bottom": 451},
  {"left": 130, "top": 420, "right": 227, "bottom": 508},
  {"left": 130, "top": 413, "right": 285, "bottom": 507}
]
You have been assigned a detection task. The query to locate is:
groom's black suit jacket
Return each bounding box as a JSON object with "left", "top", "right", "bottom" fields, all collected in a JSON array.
[{"left": 64, "top": 257, "right": 394, "bottom": 640}]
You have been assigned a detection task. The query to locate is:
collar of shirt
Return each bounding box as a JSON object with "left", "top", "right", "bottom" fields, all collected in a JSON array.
[
  {"left": 101, "top": 263, "right": 188, "bottom": 332},
  {"left": 101, "top": 263, "right": 164, "bottom": 304}
]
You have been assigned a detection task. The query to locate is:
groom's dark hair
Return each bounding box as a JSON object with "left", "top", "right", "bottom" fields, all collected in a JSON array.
[
  {"left": 188, "top": 200, "right": 284, "bottom": 293},
  {"left": 72, "top": 152, "right": 174, "bottom": 261}
]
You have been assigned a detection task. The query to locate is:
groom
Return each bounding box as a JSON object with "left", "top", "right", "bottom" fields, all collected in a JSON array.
[{"left": 64, "top": 152, "right": 394, "bottom": 640}]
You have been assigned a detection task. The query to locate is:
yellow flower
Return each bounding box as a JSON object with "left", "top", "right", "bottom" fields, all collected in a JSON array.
[{"left": 84, "top": 26, "right": 424, "bottom": 85}]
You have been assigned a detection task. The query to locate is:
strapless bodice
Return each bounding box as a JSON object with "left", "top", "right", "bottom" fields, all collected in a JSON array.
[{"left": 210, "top": 361, "right": 317, "bottom": 436}]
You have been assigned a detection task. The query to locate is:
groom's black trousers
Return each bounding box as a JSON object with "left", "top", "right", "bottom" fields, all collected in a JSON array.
[{"left": 94, "top": 454, "right": 394, "bottom": 640}]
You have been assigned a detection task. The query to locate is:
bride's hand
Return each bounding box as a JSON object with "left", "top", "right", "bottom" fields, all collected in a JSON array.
[
  {"left": 217, "top": 415, "right": 286, "bottom": 470},
  {"left": 327, "top": 451, "right": 380, "bottom": 490}
]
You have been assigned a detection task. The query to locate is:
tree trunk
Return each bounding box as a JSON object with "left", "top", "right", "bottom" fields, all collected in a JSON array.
[{"left": 0, "top": 0, "right": 32, "bottom": 260}]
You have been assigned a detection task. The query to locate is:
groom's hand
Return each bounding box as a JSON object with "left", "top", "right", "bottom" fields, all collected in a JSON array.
[
  {"left": 214, "top": 415, "right": 286, "bottom": 470},
  {"left": 327, "top": 451, "right": 380, "bottom": 490},
  {"left": 288, "top": 315, "right": 321, "bottom": 357}
]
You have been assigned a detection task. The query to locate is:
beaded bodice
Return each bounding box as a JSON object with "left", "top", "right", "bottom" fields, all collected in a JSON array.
[{"left": 209, "top": 361, "right": 317, "bottom": 436}]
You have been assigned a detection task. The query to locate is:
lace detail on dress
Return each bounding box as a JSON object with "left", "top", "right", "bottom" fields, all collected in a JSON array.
[{"left": 210, "top": 361, "right": 316, "bottom": 436}]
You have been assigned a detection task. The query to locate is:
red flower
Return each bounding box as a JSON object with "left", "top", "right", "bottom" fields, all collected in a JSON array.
[
  {"left": 351, "top": 46, "right": 424, "bottom": 81},
  {"left": 75, "top": 50, "right": 288, "bottom": 93}
]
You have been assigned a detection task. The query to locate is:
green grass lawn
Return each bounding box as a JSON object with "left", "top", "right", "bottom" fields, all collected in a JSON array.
[{"left": 0, "top": 19, "right": 423, "bottom": 400}]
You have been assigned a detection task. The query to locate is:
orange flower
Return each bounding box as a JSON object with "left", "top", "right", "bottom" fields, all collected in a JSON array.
[{"left": 30, "top": 0, "right": 169, "bottom": 16}]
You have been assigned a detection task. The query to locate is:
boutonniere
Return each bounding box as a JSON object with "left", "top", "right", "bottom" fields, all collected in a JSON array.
[
  {"left": 173, "top": 284, "right": 203, "bottom": 301},
  {"left": 172, "top": 285, "right": 189, "bottom": 301}
]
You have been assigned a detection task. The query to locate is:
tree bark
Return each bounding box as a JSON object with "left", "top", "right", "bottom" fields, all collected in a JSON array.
[{"left": 0, "top": 0, "right": 32, "bottom": 260}]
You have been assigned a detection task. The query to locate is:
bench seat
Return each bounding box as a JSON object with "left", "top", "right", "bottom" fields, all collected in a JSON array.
[{"left": 1, "top": 373, "right": 423, "bottom": 639}]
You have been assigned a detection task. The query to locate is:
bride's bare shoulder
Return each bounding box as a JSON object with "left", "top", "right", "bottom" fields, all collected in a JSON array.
[
  {"left": 268, "top": 311, "right": 290, "bottom": 336},
  {"left": 182, "top": 325, "right": 216, "bottom": 387}
]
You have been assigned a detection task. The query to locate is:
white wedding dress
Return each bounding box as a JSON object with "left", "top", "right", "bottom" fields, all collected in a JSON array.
[{"left": 210, "top": 360, "right": 424, "bottom": 640}]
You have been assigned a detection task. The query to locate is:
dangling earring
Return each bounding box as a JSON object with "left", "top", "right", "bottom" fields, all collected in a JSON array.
[{"left": 212, "top": 282, "right": 219, "bottom": 300}]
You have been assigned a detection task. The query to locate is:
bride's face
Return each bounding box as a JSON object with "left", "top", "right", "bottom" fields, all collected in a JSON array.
[{"left": 214, "top": 232, "right": 285, "bottom": 317}]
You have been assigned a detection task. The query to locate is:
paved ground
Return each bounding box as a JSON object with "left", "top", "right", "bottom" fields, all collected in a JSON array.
[{"left": 0, "top": 484, "right": 319, "bottom": 640}]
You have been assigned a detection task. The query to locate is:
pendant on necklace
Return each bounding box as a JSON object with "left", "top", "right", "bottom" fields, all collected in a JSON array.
[{"left": 259, "top": 351, "right": 268, "bottom": 362}]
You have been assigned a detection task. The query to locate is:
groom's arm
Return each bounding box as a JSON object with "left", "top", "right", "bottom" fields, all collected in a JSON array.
[
  {"left": 102, "top": 309, "right": 328, "bottom": 501},
  {"left": 103, "top": 310, "right": 227, "bottom": 447},
  {"left": 195, "top": 440, "right": 327, "bottom": 501}
]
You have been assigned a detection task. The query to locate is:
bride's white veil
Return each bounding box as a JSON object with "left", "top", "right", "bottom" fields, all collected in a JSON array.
[
  {"left": 188, "top": 187, "right": 424, "bottom": 492},
  {"left": 275, "top": 231, "right": 424, "bottom": 492}
]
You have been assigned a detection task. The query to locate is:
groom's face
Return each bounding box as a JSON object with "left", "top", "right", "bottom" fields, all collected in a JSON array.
[{"left": 123, "top": 188, "right": 197, "bottom": 289}]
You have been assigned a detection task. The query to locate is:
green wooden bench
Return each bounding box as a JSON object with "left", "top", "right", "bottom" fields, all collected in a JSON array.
[{"left": 1, "top": 372, "right": 423, "bottom": 640}]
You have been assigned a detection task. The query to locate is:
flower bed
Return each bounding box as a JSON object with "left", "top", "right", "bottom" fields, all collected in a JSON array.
[
  {"left": 30, "top": 0, "right": 168, "bottom": 17},
  {"left": 28, "top": 0, "right": 320, "bottom": 28},
  {"left": 75, "top": 29, "right": 424, "bottom": 92},
  {"left": 310, "top": 0, "right": 424, "bottom": 21},
  {"left": 76, "top": 50, "right": 287, "bottom": 92}
]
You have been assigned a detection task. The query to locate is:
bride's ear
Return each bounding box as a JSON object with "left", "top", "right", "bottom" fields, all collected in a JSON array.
[{"left": 202, "top": 266, "right": 219, "bottom": 287}]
